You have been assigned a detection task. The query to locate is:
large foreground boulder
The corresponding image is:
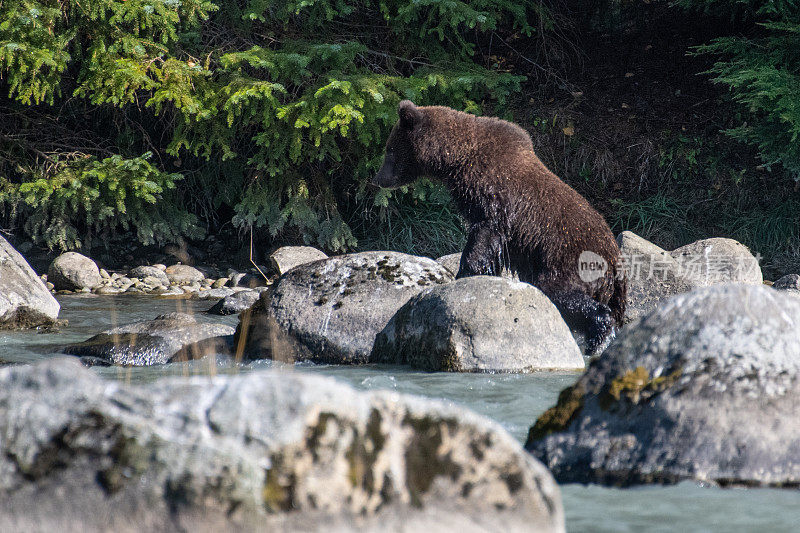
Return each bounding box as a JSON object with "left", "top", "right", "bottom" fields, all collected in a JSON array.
[
  {"left": 0, "top": 358, "right": 564, "bottom": 533},
  {"left": 372, "top": 276, "right": 584, "bottom": 372},
  {"left": 63, "top": 312, "right": 234, "bottom": 366},
  {"left": 526, "top": 284, "right": 800, "bottom": 487},
  {"left": 0, "top": 236, "right": 60, "bottom": 328},
  {"left": 236, "top": 252, "right": 454, "bottom": 364},
  {"left": 48, "top": 251, "right": 103, "bottom": 291},
  {"left": 618, "top": 232, "right": 762, "bottom": 321}
]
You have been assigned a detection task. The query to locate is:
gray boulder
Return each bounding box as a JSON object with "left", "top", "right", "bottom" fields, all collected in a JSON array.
[
  {"left": 128, "top": 265, "right": 169, "bottom": 286},
  {"left": 435, "top": 252, "right": 462, "bottom": 276},
  {"left": 63, "top": 312, "right": 234, "bottom": 366},
  {"left": 233, "top": 272, "right": 269, "bottom": 288},
  {"left": 207, "top": 289, "right": 262, "bottom": 315},
  {"left": 47, "top": 251, "right": 103, "bottom": 290},
  {"left": 773, "top": 274, "right": 800, "bottom": 293},
  {"left": 0, "top": 236, "right": 60, "bottom": 328},
  {"left": 193, "top": 287, "right": 237, "bottom": 300},
  {"left": 526, "top": 284, "right": 800, "bottom": 487},
  {"left": 372, "top": 276, "right": 584, "bottom": 372},
  {"left": 270, "top": 245, "right": 328, "bottom": 276},
  {"left": 0, "top": 358, "right": 564, "bottom": 533},
  {"left": 165, "top": 263, "right": 205, "bottom": 285},
  {"left": 618, "top": 232, "right": 762, "bottom": 321},
  {"left": 236, "top": 252, "right": 454, "bottom": 364},
  {"left": 670, "top": 237, "right": 762, "bottom": 285}
]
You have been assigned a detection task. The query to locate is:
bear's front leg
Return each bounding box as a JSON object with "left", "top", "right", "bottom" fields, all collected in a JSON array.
[
  {"left": 456, "top": 221, "right": 505, "bottom": 278},
  {"left": 544, "top": 289, "right": 616, "bottom": 355}
]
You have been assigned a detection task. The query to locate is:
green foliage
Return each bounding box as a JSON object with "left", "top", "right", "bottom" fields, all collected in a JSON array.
[
  {"left": 680, "top": 0, "right": 800, "bottom": 182},
  {"left": 0, "top": 0, "right": 544, "bottom": 253},
  {"left": 350, "top": 180, "right": 467, "bottom": 259},
  {"left": 609, "top": 193, "right": 699, "bottom": 249},
  {"left": 0, "top": 154, "right": 201, "bottom": 251},
  {"left": 609, "top": 127, "right": 800, "bottom": 266},
  {"left": 721, "top": 197, "right": 800, "bottom": 263},
  {"left": 0, "top": 0, "right": 73, "bottom": 105}
]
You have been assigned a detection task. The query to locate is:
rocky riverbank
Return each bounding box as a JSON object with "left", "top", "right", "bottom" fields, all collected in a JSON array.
[{"left": 4, "top": 231, "right": 796, "bottom": 372}]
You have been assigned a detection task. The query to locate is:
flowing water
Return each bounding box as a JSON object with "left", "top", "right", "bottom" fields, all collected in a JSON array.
[{"left": 2, "top": 295, "right": 798, "bottom": 532}]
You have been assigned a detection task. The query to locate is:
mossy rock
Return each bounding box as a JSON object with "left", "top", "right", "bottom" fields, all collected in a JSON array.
[
  {"left": 526, "top": 284, "right": 800, "bottom": 488},
  {"left": 0, "top": 358, "right": 565, "bottom": 531}
]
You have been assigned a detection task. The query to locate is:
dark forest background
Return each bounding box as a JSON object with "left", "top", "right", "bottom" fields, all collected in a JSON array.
[{"left": 1, "top": 0, "right": 798, "bottom": 277}]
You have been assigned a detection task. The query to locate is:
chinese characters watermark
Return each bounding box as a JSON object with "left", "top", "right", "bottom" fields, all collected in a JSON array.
[{"left": 578, "top": 250, "right": 761, "bottom": 283}]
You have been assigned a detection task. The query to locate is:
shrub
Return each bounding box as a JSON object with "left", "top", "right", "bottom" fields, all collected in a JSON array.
[
  {"left": 676, "top": 0, "right": 800, "bottom": 183},
  {"left": 0, "top": 153, "right": 201, "bottom": 251},
  {"left": 0, "top": 0, "right": 551, "bottom": 252}
]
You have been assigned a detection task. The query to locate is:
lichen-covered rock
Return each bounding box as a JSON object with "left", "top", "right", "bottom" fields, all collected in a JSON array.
[
  {"left": 63, "top": 312, "right": 234, "bottom": 366},
  {"left": 47, "top": 251, "right": 103, "bottom": 291},
  {"left": 128, "top": 265, "right": 169, "bottom": 286},
  {"left": 773, "top": 274, "right": 800, "bottom": 293},
  {"left": 236, "top": 252, "right": 454, "bottom": 364},
  {"left": 372, "top": 276, "right": 584, "bottom": 372},
  {"left": 0, "top": 236, "right": 60, "bottom": 329},
  {"left": 207, "top": 289, "right": 262, "bottom": 315},
  {"left": 165, "top": 264, "right": 205, "bottom": 285},
  {"left": 0, "top": 358, "right": 564, "bottom": 533},
  {"left": 270, "top": 245, "right": 328, "bottom": 276},
  {"left": 526, "top": 284, "right": 800, "bottom": 487},
  {"left": 618, "top": 232, "right": 763, "bottom": 321}
]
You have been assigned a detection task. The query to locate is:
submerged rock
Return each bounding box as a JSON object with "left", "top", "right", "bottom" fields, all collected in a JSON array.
[
  {"left": 526, "top": 284, "right": 800, "bottom": 488},
  {"left": 47, "top": 251, "right": 103, "bottom": 291},
  {"left": 0, "top": 358, "right": 565, "bottom": 533},
  {"left": 63, "top": 312, "right": 234, "bottom": 366},
  {"left": 0, "top": 236, "right": 60, "bottom": 329},
  {"left": 207, "top": 289, "right": 262, "bottom": 315},
  {"left": 618, "top": 232, "right": 762, "bottom": 321},
  {"left": 773, "top": 274, "right": 800, "bottom": 293},
  {"left": 269, "top": 245, "right": 328, "bottom": 276},
  {"left": 236, "top": 252, "right": 454, "bottom": 364},
  {"left": 372, "top": 276, "right": 584, "bottom": 372}
]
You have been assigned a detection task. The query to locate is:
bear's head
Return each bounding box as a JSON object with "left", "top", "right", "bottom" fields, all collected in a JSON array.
[{"left": 372, "top": 100, "right": 424, "bottom": 189}]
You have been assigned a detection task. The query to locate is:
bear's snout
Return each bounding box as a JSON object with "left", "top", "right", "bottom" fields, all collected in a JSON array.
[{"left": 372, "top": 159, "right": 398, "bottom": 189}]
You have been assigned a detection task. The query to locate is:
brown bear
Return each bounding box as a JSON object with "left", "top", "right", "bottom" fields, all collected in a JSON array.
[{"left": 373, "top": 100, "right": 626, "bottom": 353}]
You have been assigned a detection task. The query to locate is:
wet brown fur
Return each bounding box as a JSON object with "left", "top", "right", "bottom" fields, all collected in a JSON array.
[{"left": 374, "top": 101, "right": 626, "bottom": 348}]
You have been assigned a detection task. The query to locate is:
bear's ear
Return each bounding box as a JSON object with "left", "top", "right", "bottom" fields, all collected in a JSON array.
[{"left": 398, "top": 100, "right": 422, "bottom": 128}]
